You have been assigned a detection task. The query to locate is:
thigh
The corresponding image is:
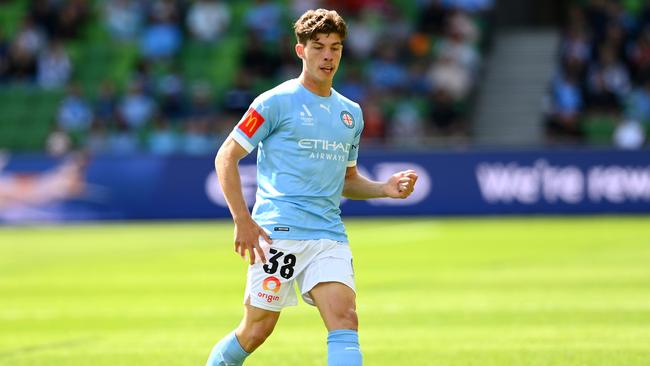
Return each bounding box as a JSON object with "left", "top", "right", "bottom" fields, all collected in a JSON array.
[
  {"left": 240, "top": 302, "right": 282, "bottom": 331},
  {"left": 309, "top": 281, "right": 358, "bottom": 331},
  {"left": 296, "top": 240, "right": 356, "bottom": 306}
]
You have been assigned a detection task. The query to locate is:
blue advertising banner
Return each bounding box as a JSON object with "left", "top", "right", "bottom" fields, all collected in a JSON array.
[{"left": 0, "top": 148, "right": 648, "bottom": 223}]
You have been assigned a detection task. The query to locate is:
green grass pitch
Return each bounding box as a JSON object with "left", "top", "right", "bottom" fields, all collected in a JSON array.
[{"left": 1, "top": 216, "right": 650, "bottom": 366}]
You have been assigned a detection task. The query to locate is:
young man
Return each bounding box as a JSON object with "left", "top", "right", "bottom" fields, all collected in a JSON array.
[{"left": 207, "top": 9, "right": 418, "bottom": 366}]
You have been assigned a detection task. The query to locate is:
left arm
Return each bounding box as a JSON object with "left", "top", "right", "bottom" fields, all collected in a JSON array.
[{"left": 342, "top": 166, "right": 418, "bottom": 200}]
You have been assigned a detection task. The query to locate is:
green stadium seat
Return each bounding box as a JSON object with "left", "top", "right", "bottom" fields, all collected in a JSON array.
[{"left": 582, "top": 115, "right": 617, "bottom": 146}]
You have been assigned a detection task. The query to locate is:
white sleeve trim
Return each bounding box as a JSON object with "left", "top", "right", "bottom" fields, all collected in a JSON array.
[
  {"left": 347, "top": 160, "right": 357, "bottom": 167},
  {"left": 230, "top": 131, "right": 255, "bottom": 153}
]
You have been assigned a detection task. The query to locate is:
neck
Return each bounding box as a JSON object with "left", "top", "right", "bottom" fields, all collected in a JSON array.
[{"left": 298, "top": 72, "right": 331, "bottom": 97}]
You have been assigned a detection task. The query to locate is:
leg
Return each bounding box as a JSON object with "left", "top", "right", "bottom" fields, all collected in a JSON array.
[
  {"left": 206, "top": 304, "right": 280, "bottom": 366},
  {"left": 310, "top": 282, "right": 362, "bottom": 366},
  {"left": 236, "top": 303, "right": 281, "bottom": 352},
  {"left": 310, "top": 281, "right": 358, "bottom": 331}
]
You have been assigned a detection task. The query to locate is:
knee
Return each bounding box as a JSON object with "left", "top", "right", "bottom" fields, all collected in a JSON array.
[
  {"left": 237, "top": 321, "right": 275, "bottom": 352},
  {"left": 332, "top": 307, "right": 359, "bottom": 331}
]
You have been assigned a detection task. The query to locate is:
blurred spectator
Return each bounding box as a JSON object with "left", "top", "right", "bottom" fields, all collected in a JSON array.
[
  {"left": 241, "top": 32, "right": 282, "bottom": 83},
  {"left": 14, "top": 16, "right": 46, "bottom": 56},
  {"left": 53, "top": 0, "right": 91, "bottom": 40},
  {"left": 107, "top": 119, "right": 139, "bottom": 154},
  {"left": 585, "top": 0, "right": 610, "bottom": 43},
  {"left": 625, "top": 79, "right": 650, "bottom": 124},
  {"left": 388, "top": 99, "right": 423, "bottom": 145},
  {"left": 360, "top": 96, "right": 386, "bottom": 144},
  {"left": 290, "top": 0, "right": 324, "bottom": 18},
  {"left": 131, "top": 58, "right": 156, "bottom": 95},
  {"left": 45, "top": 125, "right": 73, "bottom": 156},
  {"left": 94, "top": 80, "right": 119, "bottom": 123},
  {"left": 118, "top": 81, "right": 156, "bottom": 129},
  {"left": 430, "top": 88, "right": 465, "bottom": 135},
  {"left": 586, "top": 45, "right": 630, "bottom": 112},
  {"left": 437, "top": 12, "right": 481, "bottom": 74},
  {"left": 57, "top": 84, "right": 94, "bottom": 133},
  {"left": 37, "top": 39, "right": 72, "bottom": 89},
  {"left": 103, "top": 0, "right": 144, "bottom": 41},
  {"left": 428, "top": 54, "right": 472, "bottom": 100},
  {"left": 223, "top": 71, "right": 255, "bottom": 116},
  {"left": 367, "top": 45, "right": 408, "bottom": 91},
  {"left": 383, "top": 7, "right": 412, "bottom": 43},
  {"left": 244, "top": 0, "right": 284, "bottom": 42},
  {"left": 187, "top": 81, "right": 218, "bottom": 125},
  {"left": 7, "top": 42, "right": 38, "bottom": 82},
  {"left": 406, "top": 60, "right": 433, "bottom": 94},
  {"left": 181, "top": 120, "right": 214, "bottom": 155},
  {"left": 628, "top": 26, "right": 650, "bottom": 81},
  {"left": 186, "top": 0, "right": 231, "bottom": 42},
  {"left": 85, "top": 120, "right": 110, "bottom": 153},
  {"left": 148, "top": 115, "right": 179, "bottom": 155},
  {"left": 613, "top": 119, "right": 646, "bottom": 149},
  {"left": 417, "top": 0, "right": 448, "bottom": 35},
  {"left": 157, "top": 65, "right": 187, "bottom": 120},
  {"left": 447, "top": 9, "right": 480, "bottom": 45},
  {"left": 346, "top": 9, "right": 382, "bottom": 60},
  {"left": 140, "top": 8, "right": 182, "bottom": 60},
  {"left": 6, "top": 17, "right": 45, "bottom": 82},
  {"left": 559, "top": 25, "right": 591, "bottom": 67},
  {"left": 28, "top": 0, "right": 57, "bottom": 37},
  {"left": 338, "top": 65, "right": 369, "bottom": 103},
  {"left": 545, "top": 67, "right": 584, "bottom": 142}
]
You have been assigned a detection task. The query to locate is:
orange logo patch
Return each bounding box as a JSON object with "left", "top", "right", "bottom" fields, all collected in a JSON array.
[
  {"left": 238, "top": 108, "right": 265, "bottom": 138},
  {"left": 262, "top": 276, "right": 281, "bottom": 293}
]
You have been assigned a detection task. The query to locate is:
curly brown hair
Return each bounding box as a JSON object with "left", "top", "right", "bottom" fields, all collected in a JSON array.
[{"left": 293, "top": 9, "right": 347, "bottom": 45}]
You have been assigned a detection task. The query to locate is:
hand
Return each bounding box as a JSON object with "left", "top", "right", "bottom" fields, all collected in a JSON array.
[
  {"left": 383, "top": 169, "right": 418, "bottom": 199},
  {"left": 233, "top": 217, "right": 272, "bottom": 265}
]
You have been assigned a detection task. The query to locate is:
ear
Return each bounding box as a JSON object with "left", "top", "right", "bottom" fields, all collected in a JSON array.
[{"left": 295, "top": 43, "right": 304, "bottom": 60}]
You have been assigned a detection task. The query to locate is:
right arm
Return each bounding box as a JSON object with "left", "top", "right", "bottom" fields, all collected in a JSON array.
[{"left": 215, "top": 137, "right": 271, "bottom": 264}]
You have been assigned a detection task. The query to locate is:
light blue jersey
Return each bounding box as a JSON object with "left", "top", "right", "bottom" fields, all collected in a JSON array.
[{"left": 230, "top": 79, "right": 364, "bottom": 242}]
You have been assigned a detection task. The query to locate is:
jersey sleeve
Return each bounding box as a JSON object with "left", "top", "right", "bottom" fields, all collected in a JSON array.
[
  {"left": 230, "top": 95, "right": 278, "bottom": 153},
  {"left": 347, "top": 109, "right": 364, "bottom": 167}
]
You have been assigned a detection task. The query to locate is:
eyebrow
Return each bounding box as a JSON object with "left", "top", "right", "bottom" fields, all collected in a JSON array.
[{"left": 312, "top": 41, "right": 343, "bottom": 46}]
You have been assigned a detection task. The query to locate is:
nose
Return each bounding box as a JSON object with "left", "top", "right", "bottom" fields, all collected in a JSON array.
[{"left": 323, "top": 48, "right": 333, "bottom": 61}]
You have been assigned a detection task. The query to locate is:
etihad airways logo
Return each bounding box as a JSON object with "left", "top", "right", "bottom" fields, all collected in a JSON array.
[
  {"left": 298, "top": 139, "right": 351, "bottom": 162},
  {"left": 298, "top": 139, "right": 351, "bottom": 153}
]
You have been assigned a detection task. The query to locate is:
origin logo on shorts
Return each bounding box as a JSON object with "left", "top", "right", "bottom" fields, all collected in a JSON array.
[
  {"left": 238, "top": 108, "right": 265, "bottom": 138},
  {"left": 262, "top": 276, "right": 281, "bottom": 293},
  {"left": 259, "top": 276, "right": 281, "bottom": 303}
]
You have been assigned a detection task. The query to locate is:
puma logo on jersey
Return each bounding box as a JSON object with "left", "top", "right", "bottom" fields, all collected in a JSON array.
[{"left": 320, "top": 104, "right": 331, "bottom": 113}]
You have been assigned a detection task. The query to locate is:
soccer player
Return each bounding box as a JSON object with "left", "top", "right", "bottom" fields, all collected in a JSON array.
[{"left": 206, "top": 8, "right": 418, "bottom": 366}]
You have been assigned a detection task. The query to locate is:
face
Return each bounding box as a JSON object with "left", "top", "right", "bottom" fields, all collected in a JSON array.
[{"left": 296, "top": 33, "right": 343, "bottom": 86}]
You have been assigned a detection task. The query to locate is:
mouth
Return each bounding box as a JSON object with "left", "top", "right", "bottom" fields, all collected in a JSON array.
[{"left": 320, "top": 65, "right": 335, "bottom": 74}]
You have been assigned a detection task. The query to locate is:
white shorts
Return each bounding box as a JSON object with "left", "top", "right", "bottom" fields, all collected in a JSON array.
[{"left": 244, "top": 239, "right": 355, "bottom": 312}]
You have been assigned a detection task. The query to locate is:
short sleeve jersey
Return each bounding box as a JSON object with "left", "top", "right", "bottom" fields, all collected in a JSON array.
[{"left": 230, "top": 79, "right": 364, "bottom": 242}]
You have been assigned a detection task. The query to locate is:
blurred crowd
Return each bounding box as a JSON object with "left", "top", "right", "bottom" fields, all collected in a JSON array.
[
  {"left": 0, "top": 0, "right": 494, "bottom": 155},
  {"left": 546, "top": 0, "right": 650, "bottom": 148}
]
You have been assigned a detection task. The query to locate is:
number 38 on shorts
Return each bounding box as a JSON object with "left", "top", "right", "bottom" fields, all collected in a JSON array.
[{"left": 244, "top": 239, "right": 356, "bottom": 312}]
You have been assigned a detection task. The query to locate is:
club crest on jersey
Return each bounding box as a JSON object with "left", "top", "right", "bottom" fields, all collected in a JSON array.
[
  {"left": 340, "top": 111, "right": 355, "bottom": 129},
  {"left": 238, "top": 107, "right": 265, "bottom": 138}
]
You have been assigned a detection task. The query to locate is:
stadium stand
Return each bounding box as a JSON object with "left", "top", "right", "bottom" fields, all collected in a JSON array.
[
  {"left": 545, "top": 0, "right": 649, "bottom": 148},
  {"left": 0, "top": 0, "right": 494, "bottom": 154}
]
